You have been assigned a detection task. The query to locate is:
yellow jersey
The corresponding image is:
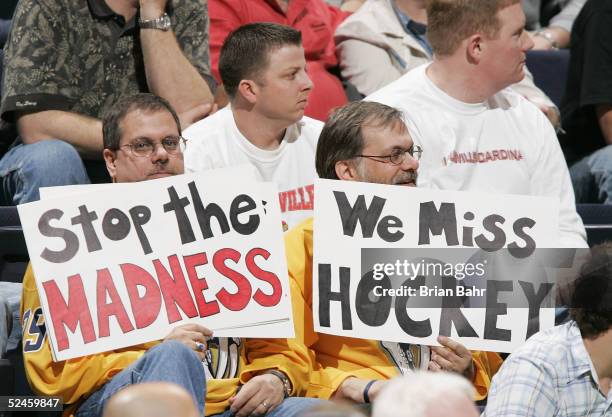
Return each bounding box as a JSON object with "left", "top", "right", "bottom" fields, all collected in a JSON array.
[
  {"left": 284, "top": 218, "right": 503, "bottom": 401},
  {"left": 20, "top": 264, "right": 311, "bottom": 416}
]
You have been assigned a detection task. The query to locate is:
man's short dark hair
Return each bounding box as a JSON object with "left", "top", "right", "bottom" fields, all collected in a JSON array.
[
  {"left": 569, "top": 243, "right": 612, "bottom": 339},
  {"left": 315, "top": 101, "right": 408, "bottom": 180},
  {"left": 219, "top": 22, "right": 302, "bottom": 98},
  {"left": 103, "top": 93, "right": 181, "bottom": 150}
]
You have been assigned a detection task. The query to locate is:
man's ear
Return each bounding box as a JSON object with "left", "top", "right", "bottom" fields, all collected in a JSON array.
[
  {"left": 103, "top": 148, "right": 118, "bottom": 182},
  {"left": 335, "top": 159, "right": 361, "bottom": 182},
  {"left": 466, "top": 34, "right": 483, "bottom": 64},
  {"left": 237, "top": 79, "right": 259, "bottom": 105}
]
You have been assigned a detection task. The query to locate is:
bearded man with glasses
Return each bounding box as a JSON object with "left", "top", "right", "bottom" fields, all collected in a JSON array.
[{"left": 285, "top": 101, "right": 502, "bottom": 407}]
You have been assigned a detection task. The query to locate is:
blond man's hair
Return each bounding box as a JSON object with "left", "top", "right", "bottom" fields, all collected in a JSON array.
[{"left": 426, "top": 0, "right": 521, "bottom": 56}]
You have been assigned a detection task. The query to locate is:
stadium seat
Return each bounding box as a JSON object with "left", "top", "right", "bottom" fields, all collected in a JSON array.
[
  {"left": 525, "top": 49, "right": 570, "bottom": 108},
  {"left": 0, "top": 206, "right": 27, "bottom": 267},
  {"left": 576, "top": 204, "right": 612, "bottom": 247}
]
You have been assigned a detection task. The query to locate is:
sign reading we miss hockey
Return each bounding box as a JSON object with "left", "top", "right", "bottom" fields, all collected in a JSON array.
[
  {"left": 19, "top": 169, "right": 294, "bottom": 361},
  {"left": 313, "top": 179, "right": 562, "bottom": 353}
]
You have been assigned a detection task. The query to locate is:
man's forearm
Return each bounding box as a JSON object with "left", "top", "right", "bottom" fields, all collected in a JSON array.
[
  {"left": 139, "top": 7, "right": 213, "bottom": 114},
  {"left": 545, "top": 26, "right": 571, "bottom": 49},
  {"left": 17, "top": 110, "right": 103, "bottom": 159},
  {"left": 533, "top": 26, "right": 571, "bottom": 49}
]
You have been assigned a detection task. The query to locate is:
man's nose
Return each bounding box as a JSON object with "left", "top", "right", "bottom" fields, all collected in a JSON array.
[
  {"left": 151, "top": 143, "right": 169, "bottom": 162},
  {"left": 402, "top": 153, "right": 419, "bottom": 172},
  {"left": 301, "top": 71, "right": 314, "bottom": 92}
]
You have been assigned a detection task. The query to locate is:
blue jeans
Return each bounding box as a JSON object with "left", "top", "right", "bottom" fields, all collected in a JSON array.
[
  {"left": 210, "top": 397, "right": 323, "bottom": 417},
  {"left": 0, "top": 139, "right": 89, "bottom": 204},
  {"left": 0, "top": 281, "right": 20, "bottom": 355},
  {"left": 570, "top": 145, "right": 612, "bottom": 204},
  {"left": 75, "top": 341, "right": 206, "bottom": 417}
]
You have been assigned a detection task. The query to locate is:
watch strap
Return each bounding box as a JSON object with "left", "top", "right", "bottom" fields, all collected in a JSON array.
[
  {"left": 266, "top": 370, "right": 291, "bottom": 398},
  {"left": 139, "top": 12, "right": 171, "bottom": 30}
]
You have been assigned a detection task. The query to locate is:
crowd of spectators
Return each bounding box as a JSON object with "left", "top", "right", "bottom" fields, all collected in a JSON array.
[{"left": 1, "top": 0, "right": 611, "bottom": 416}]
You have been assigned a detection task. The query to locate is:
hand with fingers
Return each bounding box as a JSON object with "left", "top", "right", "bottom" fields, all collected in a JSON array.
[
  {"left": 163, "top": 323, "right": 213, "bottom": 360},
  {"left": 228, "top": 374, "right": 285, "bottom": 417},
  {"left": 429, "top": 336, "right": 475, "bottom": 381}
]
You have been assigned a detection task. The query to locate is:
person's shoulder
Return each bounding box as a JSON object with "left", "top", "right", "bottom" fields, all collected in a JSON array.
[
  {"left": 505, "top": 323, "right": 574, "bottom": 370},
  {"left": 294, "top": 115, "right": 324, "bottom": 145},
  {"left": 22, "top": 263, "right": 37, "bottom": 292},
  {"left": 15, "top": 0, "right": 71, "bottom": 18},
  {"left": 285, "top": 217, "right": 314, "bottom": 249},
  {"left": 366, "top": 64, "right": 429, "bottom": 107},
  {"left": 492, "top": 87, "right": 550, "bottom": 126},
  {"left": 299, "top": 116, "right": 324, "bottom": 133},
  {"left": 582, "top": 0, "right": 612, "bottom": 17},
  {"left": 335, "top": 0, "right": 395, "bottom": 38},
  {"left": 170, "top": 0, "right": 207, "bottom": 17}
]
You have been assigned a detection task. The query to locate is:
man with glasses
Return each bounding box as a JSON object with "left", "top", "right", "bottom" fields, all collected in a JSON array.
[
  {"left": 285, "top": 101, "right": 502, "bottom": 406},
  {"left": 20, "top": 93, "right": 322, "bottom": 417},
  {"left": 102, "top": 94, "right": 186, "bottom": 183}
]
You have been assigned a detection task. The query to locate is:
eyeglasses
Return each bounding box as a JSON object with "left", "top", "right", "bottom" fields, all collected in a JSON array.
[
  {"left": 354, "top": 145, "right": 423, "bottom": 165},
  {"left": 119, "top": 136, "right": 186, "bottom": 158}
]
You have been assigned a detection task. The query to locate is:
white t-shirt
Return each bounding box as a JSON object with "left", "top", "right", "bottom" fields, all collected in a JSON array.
[
  {"left": 367, "top": 64, "right": 587, "bottom": 248},
  {"left": 184, "top": 106, "right": 323, "bottom": 229}
]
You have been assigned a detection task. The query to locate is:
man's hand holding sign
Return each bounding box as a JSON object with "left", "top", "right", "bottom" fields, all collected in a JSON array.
[
  {"left": 430, "top": 336, "right": 474, "bottom": 379},
  {"left": 163, "top": 323, "right": 213, "bottom": 361}
]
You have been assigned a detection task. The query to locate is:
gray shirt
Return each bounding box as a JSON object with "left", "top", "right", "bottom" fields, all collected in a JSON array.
[{"left": 522, "top": 0, "right": 586, "bottom": 31}]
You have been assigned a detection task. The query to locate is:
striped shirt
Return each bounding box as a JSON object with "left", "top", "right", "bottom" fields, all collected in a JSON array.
[{"left": 483, "top": 321, "right": 612, "bottom": 417}]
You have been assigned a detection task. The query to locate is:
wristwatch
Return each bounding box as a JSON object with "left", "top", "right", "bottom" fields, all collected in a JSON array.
[
  {"left": 139, "top": 12, "right": 172, "bottom": 31},
  {"left": 534, "top": 30, "right": 558, "bottom": 50},
  {"left": 266, "top": 370, "right": 292, "bottom": 398}
]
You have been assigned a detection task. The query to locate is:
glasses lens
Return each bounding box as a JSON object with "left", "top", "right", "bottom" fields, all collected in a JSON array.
[
  {"left": 162, "top": 136, "right": 181, "bottom": 154},
  {"left": 131, "top": 141, "right": 153, "bottom": 157},
  {"left": 389, "top": 149, "right": 405, "bottom": 165}
]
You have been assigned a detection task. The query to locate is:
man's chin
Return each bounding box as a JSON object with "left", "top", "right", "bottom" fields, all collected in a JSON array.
[
  {"left": 148, "top": 172, "right": 173, "bottom": 180},
  {"left": 393, "top": 180, "right": 417, "bottom": 187}
]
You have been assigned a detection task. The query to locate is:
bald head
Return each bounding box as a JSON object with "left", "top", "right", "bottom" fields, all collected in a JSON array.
[
  {"left": 372, "top": 372, "right": 478, "bottom": 417},
  {"left": 103, "top": 382, "right": 199, "bottom": 417}
]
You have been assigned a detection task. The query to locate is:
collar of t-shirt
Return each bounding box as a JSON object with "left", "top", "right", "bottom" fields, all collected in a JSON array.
[
  {"left": 392, "top": 0, "right": 433, "bottom": 57},
  {"left": 419, "top": 65, "right": 490, "bottom": 115},
  {"left": 229, "top": 110, "right": 305, "bottom": 164}
]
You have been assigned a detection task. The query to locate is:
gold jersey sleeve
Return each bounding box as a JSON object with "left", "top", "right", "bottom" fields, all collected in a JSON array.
[{"left": 20, "top": 263, "right": 151, "bottom": 413}]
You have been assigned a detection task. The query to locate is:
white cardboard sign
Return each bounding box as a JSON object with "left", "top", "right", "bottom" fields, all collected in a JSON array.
[
  {"left": 313, "top": 179, "right": 561, "bottom": 353},
  {"left": 19, "top": 169, "right": 293, "bottom": 361}
]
